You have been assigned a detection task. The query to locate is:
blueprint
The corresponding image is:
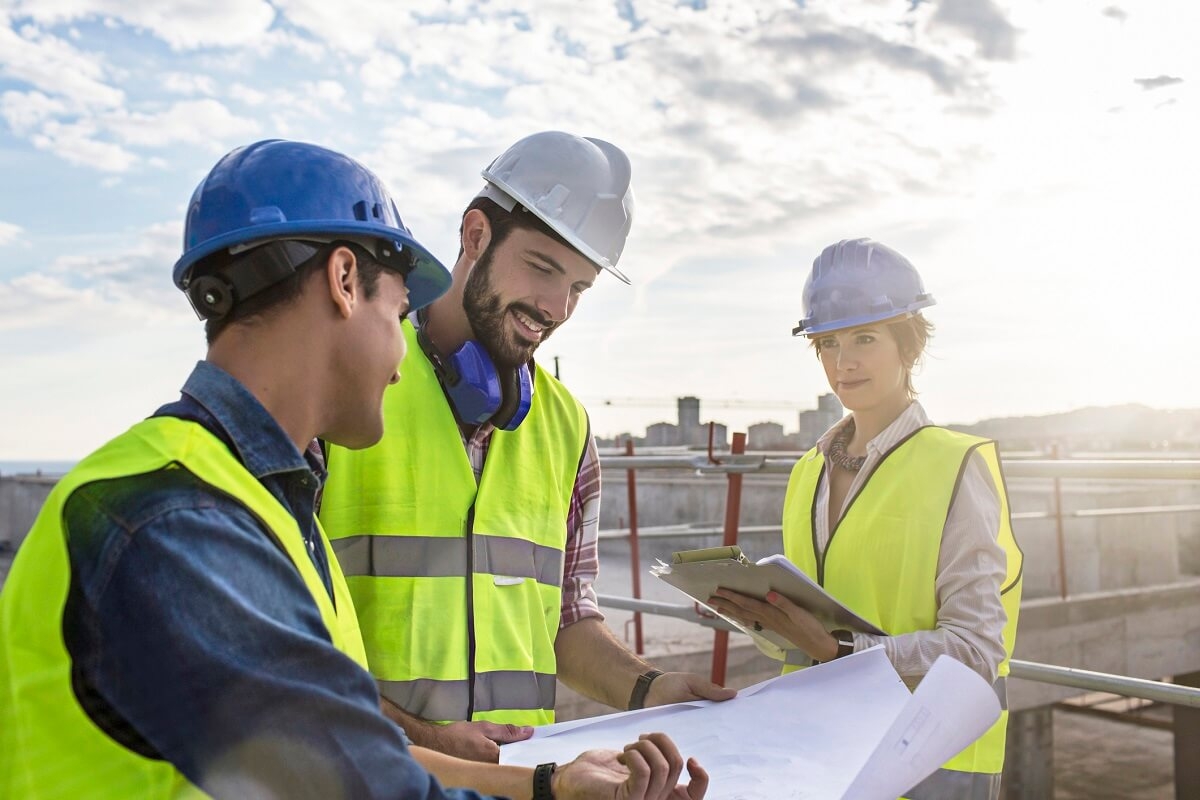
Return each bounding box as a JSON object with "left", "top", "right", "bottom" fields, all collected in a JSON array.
[{"left": 500, "top": 648, "right": 1000, "bottom": 800}]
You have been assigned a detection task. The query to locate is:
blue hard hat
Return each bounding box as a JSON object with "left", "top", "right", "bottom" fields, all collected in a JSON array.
[
  {"left": 793, "top": 238, "right": 935, "bottom": 336},
  {"left": 173, "top": 139, "right": 451, "bottom": 312}
]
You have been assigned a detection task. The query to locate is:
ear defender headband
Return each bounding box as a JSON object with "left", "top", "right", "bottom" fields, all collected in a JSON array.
[
  {"left": 187, "top": 240, "right": 321, "bottom": 320},
  {"left": 415, "top": 322, "right": 533, "bottom": 431}
]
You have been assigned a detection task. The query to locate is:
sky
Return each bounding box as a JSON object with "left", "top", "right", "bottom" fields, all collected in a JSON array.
[{"left": 0, "top": 0, "right": 1196, "bottom": 459}]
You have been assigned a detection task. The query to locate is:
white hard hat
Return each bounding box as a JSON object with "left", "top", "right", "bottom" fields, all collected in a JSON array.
[{"left": 475, "top": 131, "right": 635, "bottom": 284}]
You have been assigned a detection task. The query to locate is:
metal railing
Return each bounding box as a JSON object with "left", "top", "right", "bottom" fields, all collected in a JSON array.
[
  {"left": 596, "top": 594, "right": 1200, "bottom": 710},
  {"left": 597, "top": 426, "right": 1200, "bottom": 701}
]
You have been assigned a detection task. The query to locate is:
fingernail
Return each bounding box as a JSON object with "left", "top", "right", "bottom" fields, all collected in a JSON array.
[{"left": 766, "top": 591, "right": 780, "bottom": 603}]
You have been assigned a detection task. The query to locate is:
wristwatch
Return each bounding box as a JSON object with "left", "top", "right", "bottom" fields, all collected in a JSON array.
[
  {"left": 831, "top": 629, "right": 855, "bottom": 659},
  {"left": 813, "top": 630, "right": 855, "bottom": 665},
  {"left": 627, "top": 668, "right": 665, "bottom": 710},
  {"left": 533, "top": 762, "right": 557, "bottom": 800}
]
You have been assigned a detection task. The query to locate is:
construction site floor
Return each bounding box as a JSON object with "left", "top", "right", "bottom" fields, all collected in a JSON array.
[{"left": 1053, "top": 707, "right": 1174, "bottom": 799}]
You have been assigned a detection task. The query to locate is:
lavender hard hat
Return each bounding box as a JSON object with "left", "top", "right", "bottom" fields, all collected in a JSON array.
[{"left": 793, "top": 238, "right": 935, "bottom": 336}]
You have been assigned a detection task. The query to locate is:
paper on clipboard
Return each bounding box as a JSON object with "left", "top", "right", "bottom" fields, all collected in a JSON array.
[{"left": 651, "top": 546, "right": 884, "bottom": 655}]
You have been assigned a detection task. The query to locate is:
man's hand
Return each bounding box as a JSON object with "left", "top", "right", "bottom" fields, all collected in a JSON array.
[
  {"left": 428, "top": 720, "right": 534, "bottom": 762},
  {"left": 644, "top": 672, "right": 736, "bottom": 708},
  {"left": 380, "top": 696, "right": 532, "bottom": 762},
  {"left": 707, "top": 588, "right": 838, "bottom": 662},
  {"left": 556, "top": 733, "right": 708, "bottom": 800}
]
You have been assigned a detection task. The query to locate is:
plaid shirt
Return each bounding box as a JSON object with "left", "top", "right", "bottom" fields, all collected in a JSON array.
[{"left": 463, "top": 412, "right": 604, "bottom": 628}]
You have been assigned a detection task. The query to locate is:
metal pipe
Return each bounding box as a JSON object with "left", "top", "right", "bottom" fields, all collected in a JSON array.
[
  {"left": 710, "top": 431, "right": 747, "bottom": 686},
  {"left": 625, "top": 438, "right": 644, "bottom": 655},
  {"left": 597, "top": 596, "right": 1200, "bottom": 709},
  {"left": 597, "top": 503, "right": 1200, "bottom": 542},
  {"left": 1052, "top": 444, "right": 1068, "bottom": 600},
  {"left": 600, "top": 454, "right": 1200, "bottom": 481},
  {"left": 1009, "top": 660, "right": 1200, "bottom": 709},
  {"left": 597, "top": 594, "right": 738, "bottom": 632}
]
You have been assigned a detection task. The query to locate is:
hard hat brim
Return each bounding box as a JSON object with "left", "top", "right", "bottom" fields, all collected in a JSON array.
[
  {"left": 792, "top": 301, "right": 935, "bottom": 337},
  {"left": 476, "top": 180, "right": 632, "bottom": 286}
]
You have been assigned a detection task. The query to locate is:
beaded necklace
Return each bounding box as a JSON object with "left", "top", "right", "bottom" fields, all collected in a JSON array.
[{"left": 827, "top": 419, "right": 867, "bottom": 472}]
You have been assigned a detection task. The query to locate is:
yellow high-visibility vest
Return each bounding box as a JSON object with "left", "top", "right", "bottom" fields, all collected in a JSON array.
[
  {"left": 784, "top": 426, "right": 1022, "bottom": 791},
  {"left": 0, "top": 416, "right": 367, "bottom": 799},
  {"left": 320, "top": 320, "right": 589, "bottom": 727}
]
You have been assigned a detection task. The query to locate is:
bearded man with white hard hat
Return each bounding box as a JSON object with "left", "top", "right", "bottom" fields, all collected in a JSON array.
[{"left": 320, "top": 132, "right": 736, "bottom": 763}]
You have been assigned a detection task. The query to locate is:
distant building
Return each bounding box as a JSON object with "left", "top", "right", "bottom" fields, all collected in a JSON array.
[
  {"left": 678, "top": 396, "right": 700, "bottom": 431},
  {"left": 748, "top": 421, "right": 786, "bottom": 450},
  {"left": 797, "top": 393, "right": 843, "bottom": 448},
  {"left": 644, "top": 422, "right": 678, "bottom": 447}
]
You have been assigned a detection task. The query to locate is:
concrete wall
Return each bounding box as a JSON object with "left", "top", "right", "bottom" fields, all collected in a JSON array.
[
  {"left": 0, "top": 476, "right": 54, "bottom": 551},
  {"left": 600, "top": 470, "right": 1200, "bottom": 600}
]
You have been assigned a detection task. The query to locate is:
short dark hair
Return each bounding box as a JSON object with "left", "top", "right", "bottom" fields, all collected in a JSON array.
[
  {"left": 457, "top": 196, "right": 572, "bottom": 259},
  {"left": 202, "top": 241, "right": 390, "bottom": 344},
  {"left": 809, "top": 313, "right": 934, "bottom": 399}
]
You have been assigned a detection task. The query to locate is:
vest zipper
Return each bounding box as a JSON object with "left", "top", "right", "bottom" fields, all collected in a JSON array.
[{"left": 465, "top": 503, "right": 478, "bottom": 720}]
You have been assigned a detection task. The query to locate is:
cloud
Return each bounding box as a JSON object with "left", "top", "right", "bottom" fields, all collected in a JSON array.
[
  {"left": 31, "top": 118, "right": 137, "bottom": 171},
  {"left": 0, "top": 220, "right": 182, "bottom": 334},
  {"left": 162, "top": 72, "right": 216, "bottom": 96},
  {"left": 104, "top": 98, "right": 259, "bottom": 150},
  {"left": 0, "top": 221, "right": 23, "bottom": 246},
  {"left": 300, "top": 79, "right": 350, "bottom": 111},
  {"left": 0, "top": 89, "right": 67, "bottom": 134},
  {"left": 0, "top": 22, "right": 124, "bottom": 109},
  {"left": 1101, "top": 6, "right": 1128, "bottom": 22},
  {"left": 930, "top": 0, "right": 1018, "bottom": 60},
  {"left": 229, "top": 83, "right": 267, "bottom": 107},
  {"left": 9, "top": 0, "right": 277, "bottom": 50},
  {"left": 1134, "top": 75, "right": 1183, "bottom": 91}
]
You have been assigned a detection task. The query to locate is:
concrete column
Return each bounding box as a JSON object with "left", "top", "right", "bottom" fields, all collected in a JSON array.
[
  {"left": 1002, "top": 706, "right": 1054, "bottom": 799},
  {"left": 1175, "top": 671, "right": 1200, "bottom": 799}
]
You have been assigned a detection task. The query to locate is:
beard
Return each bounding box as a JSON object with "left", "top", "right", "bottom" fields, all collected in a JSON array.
[{"left": 462, "top": 245, "right": 558, "bottom": 368}]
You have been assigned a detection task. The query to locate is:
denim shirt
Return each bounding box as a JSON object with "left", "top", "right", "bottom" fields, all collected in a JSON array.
[{"left": 61, "top": 361, "right": 488, "bottom": 800}]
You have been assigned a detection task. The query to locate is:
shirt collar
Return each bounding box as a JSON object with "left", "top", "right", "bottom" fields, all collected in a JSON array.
[
  {"left": 178, "top": 361, "right": 310, "bottom": 480},
  {"left": 815, "top": 400, "right": 932, "bottom": 457}
]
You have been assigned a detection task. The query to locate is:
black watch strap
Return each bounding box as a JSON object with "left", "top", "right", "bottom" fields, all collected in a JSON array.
[
  {"left": 533, "top": 762, "right": 557, "bottom": 800},
  {"left": 813, "top": 630, "right": 855, "bottom": 665},
  {"left": 627, "top": 668, "right": 665, "bottom": 710},
  {"left": 832, "top": 629, "right": 855, "bottom": 659}
]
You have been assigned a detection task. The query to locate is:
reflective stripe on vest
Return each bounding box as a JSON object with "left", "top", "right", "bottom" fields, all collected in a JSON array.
[
  {"left": 906, "top": 768, "right": 1002, "bottom": 800},
  {"left": 377, "top": 670, "right": 558, "bottom": 722},
  {"left": 320, "top": 321, "right": 588, "bottom": 726},
  {"left": 332, "top": 534, "right": 565, "bottom": 586},
  {"left": 783, "top": 426, "right": 1022, "bottom": 780},
  {"left": 0, "top": 417, "right": 366, "bottom": 800}
]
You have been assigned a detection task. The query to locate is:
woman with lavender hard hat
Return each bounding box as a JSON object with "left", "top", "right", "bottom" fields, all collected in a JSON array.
[{"left": 707, "top": 238, "right": 1023, "bottom": 800}]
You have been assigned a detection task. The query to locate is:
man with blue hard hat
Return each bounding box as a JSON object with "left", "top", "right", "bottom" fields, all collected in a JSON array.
[
  {"left": 319, "top": 131, "right": 736, "bottom": 763},
  {"left": 0, "top": 139, "right": 708, "bottom": 800}
]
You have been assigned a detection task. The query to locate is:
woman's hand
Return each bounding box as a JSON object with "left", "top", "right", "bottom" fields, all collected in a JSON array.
[{"left": 707, "top": 589, "right": 839, "bottom": 662}]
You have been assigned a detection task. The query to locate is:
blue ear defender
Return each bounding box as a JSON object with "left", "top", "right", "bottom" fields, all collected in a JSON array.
[{"left": 416, "top": 324, "right": 534, "bottom": 431}]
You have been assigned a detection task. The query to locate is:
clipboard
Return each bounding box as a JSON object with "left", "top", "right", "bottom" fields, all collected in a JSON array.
[{"left": 651, "top": 546, "right": 885, "bottom": 655}]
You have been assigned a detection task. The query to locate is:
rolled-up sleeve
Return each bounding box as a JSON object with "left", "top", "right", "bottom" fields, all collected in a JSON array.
[{"left": 560, "top": 435, "right": 603, "bottom": 627}]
